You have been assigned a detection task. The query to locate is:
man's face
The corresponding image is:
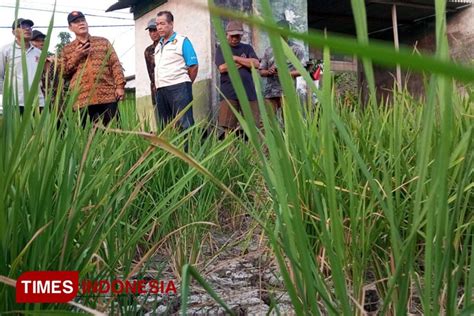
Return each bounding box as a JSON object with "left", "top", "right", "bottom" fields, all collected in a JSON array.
[
  {"left": 156, "top": 15, "right": 173, "bottom": 39},
  {"left": 148, "top": 28, "right": 160, "bottom": 42},
  {"left": 68, "top": 17, "right": 89, "bottom": 36},
  {"left": 226, "top": 33, "right": 241, "bottom": 47},
  {"left": 13, "top": 23, "right": 33, "bottom": 42},
  {"left": 31, "top": 39, "right": 44, "bottom": 50}
]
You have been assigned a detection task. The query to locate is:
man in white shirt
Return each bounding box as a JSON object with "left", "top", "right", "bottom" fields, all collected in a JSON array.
[{"left": 0, "top": 18, "right": 44, "bottom": 114}]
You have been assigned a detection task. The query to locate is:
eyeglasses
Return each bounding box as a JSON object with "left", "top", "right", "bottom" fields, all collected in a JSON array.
[
  {"left": 19, "top": 24, "right": 32, "bottom": 30},
  {"left": 149, "top": 29, "right": 158, "bottom": 33}
]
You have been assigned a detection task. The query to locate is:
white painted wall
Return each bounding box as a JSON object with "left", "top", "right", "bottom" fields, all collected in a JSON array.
[{"left": 134, "top": 0, "right": 212, "bottom": 99}]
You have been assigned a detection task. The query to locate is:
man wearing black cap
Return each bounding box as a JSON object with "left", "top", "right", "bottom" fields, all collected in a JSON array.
[
  {"left": 215, "top": 20, "right": 260, "bottom": 133},
  {"left": 30, "top": 29, "right": 61, "bottom": 105},
  {"left": 61, "top": 11, "right": 125, "bottom": 125},
  {"left": 0, "top": 18, "right": 44, "bottom": 112},
  {"left": 31, "top": 30, "right": 47, "bottom": 50},
  {"left": 144, "top": 18, "right": 160, "bottom": 106}
]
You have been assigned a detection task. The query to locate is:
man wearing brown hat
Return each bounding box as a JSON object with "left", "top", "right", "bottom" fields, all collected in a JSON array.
[
  {"left": 215, "top": 21, "right": 260, "bottom": 134},
  {"left": 61, "top": 11, "right": 125, "bottom": 125},
  {"left": 0, "top": 18, "right": 44, "bottom": 112},
  {"left": 144, "top": 18, "right": 160, "bottom": 106}
]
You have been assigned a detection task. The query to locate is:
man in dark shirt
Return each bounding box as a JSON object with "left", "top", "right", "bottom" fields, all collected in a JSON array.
[
  {"left": 144, "top": 18, "right": 160, "bottom": 106},
  {"left": 215, "top": 21, "right": 260, "bottom": 133}
]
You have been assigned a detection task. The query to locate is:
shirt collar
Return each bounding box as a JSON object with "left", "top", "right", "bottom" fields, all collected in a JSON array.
[
  {"left": 159, "top": 32, "right": 176, "bottom": 45},
  {"left": 73, "top": 34, "right": 91, "bottom": 46},
  {"left": 14, "top": 42, "right": 34, "bottom": 53}
]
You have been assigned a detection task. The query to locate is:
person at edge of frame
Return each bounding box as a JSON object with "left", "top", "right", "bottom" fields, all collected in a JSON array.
[{"left": 0, "top": 18, "right": 44, "bottom": 114}]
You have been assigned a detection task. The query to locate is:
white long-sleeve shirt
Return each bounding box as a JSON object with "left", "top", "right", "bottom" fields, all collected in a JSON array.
[{"left": 0, "top": 41, "right": 44, "bottom": 107}]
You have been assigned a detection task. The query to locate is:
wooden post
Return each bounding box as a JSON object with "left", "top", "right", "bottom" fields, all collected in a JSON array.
[{"left": 392, "top": 4, "right": 402, "bottom": 89}]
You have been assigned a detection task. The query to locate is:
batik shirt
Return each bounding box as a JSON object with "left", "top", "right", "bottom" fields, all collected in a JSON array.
[{"left": 62, "top": 35, "right": 125, "bottom": 110}]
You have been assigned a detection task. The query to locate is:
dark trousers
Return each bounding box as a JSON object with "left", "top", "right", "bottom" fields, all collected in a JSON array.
[
  {"left": 218, "top": 99, "right": 261, "bottom": 130},
  {"left": 81, "top": 102, "right": 119, "bottom": 127},
  {"left": 19, "top": 106, "right": 44, "bottom": 115},
  {"left": 155, "top": 82, "right": 194, "bottom": 130}
]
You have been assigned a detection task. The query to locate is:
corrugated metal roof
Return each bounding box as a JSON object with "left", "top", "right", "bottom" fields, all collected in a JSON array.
[{"left": 106, "top": 0, "right": 136, "bottom": 12}]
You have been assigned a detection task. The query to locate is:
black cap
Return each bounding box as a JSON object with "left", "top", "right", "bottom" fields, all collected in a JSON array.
[
  {"left": 67, "top": 11, "right": 85, "bottom": 24},
  {"left": 31, "top": 30, "right": 46, "bottom": 40},
  {"left": 12, "top": 18, "right": 34, "bottom": 30},
  {"left": 145, "top": 18, "right": 157, "bottom": 30}
]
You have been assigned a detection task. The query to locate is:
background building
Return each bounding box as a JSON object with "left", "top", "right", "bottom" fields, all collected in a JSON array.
[{"left": 106, "top": 0, "right": 473, "bottom": 120}]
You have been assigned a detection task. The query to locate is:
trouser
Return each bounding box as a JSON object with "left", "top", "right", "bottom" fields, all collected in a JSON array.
[
  {"left": 265, "top": 97, "right": 284, "bottom": 124},
  {"left": 155, "top": 82, "right": 194, "bottom": 130},
  {"left": 218, "top": 99, "right": 260, "bottom": 130},
  {"left": 265, "top": 97, "right": 282, "bottom": 112},
  {"left": 18, "top": 106, "right": 44, "bottom": 115},
  {"left": 81, "top": 102, "right": 119, "bottom": 127}
]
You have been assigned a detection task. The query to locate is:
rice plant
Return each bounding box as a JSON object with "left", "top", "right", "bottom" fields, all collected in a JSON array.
[
  {"left": 0, "top": 7, "right": 258, "bottom": 312},
  {"left": 204, "top": 0, "right": 473, "bottom": 314},
  {"left": 1, "top": 0, "right": 473, "bottom": 314}
]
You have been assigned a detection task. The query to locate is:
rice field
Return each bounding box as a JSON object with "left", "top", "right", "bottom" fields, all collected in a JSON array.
[{"left": 0, "top": 0, "right": 473, "bottom": 315}]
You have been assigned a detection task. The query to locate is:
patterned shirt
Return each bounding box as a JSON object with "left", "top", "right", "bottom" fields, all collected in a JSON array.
[
  {"left": 61, "top": 35, "right": 125, "bottom": 110},
  {"left": 41, "top": 56, "right": 68, "bottom": 109},
  {"left": 260, "top": 41, "right": 305, "bottom": 99},
  {"left": 144, "top": 41, "right": 157, "bottom": 105}
]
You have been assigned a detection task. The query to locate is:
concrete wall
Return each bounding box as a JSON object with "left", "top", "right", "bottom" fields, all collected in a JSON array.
[
  {"left": 215, "top": 0, "right": 254, "bottom": 45},
  {"left": 369, "top": 5, "right": 474, "bottom": 101},
  {"left": 447, "top": 5, "right": 474, "bottom": 62},
  {"left": 134, "top": 0, "right": 213, "bottom": 124},
  {"left": 253, "top": 0, "right": 308, "bottom": 59}
]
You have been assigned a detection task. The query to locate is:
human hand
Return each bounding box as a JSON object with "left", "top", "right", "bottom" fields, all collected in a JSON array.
[
  {"left": 76, "top": 41, "right": 90, "bottom": 60},
  {"left": 232, "top": 56, "right": 243, "bottom": 68},
  {"left": 115, "top": 87, "right": 125, "bottom": 101},
  {"left": 269, "top": 65, "right": 279, "bottom": 76},
  {"left": 268, "top": 65, "right": 276, "bottom": 76}
]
